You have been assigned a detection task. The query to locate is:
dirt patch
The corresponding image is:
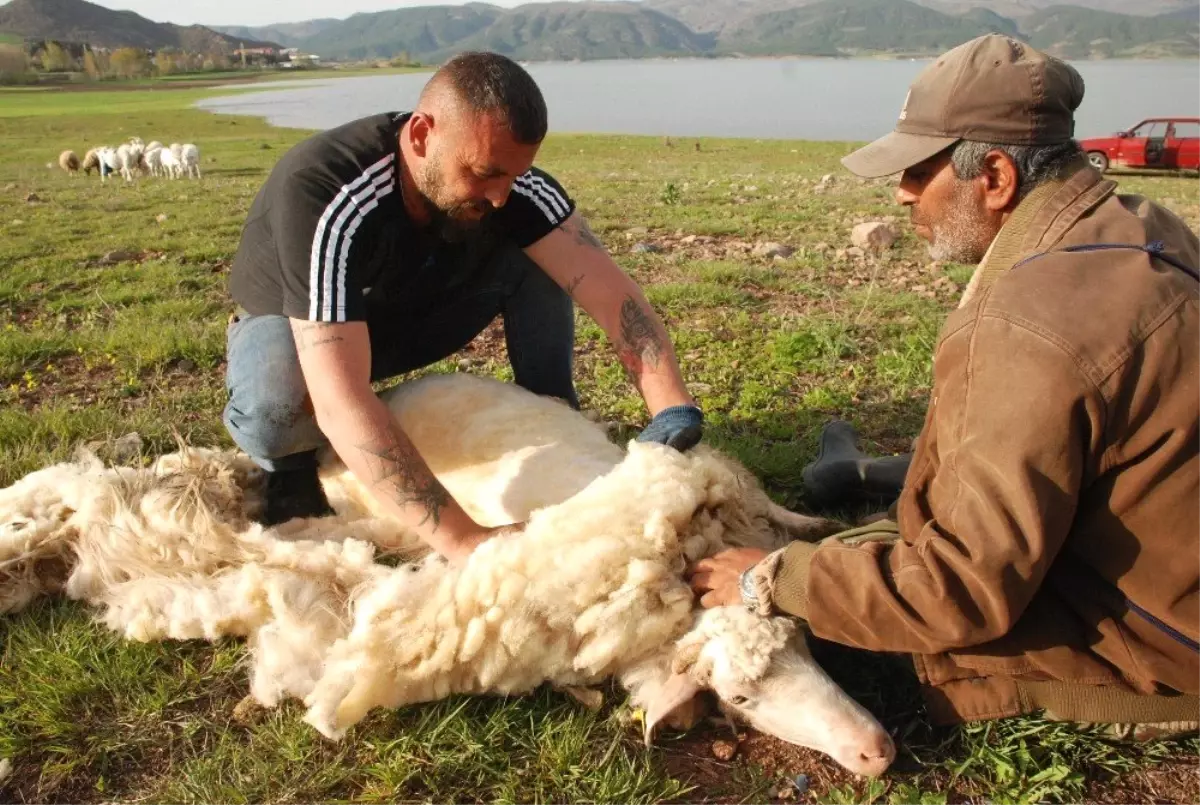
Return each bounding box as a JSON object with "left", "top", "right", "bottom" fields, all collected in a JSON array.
[{"left": 1085, "top": 756, "right": 1200, "bottom": 804}]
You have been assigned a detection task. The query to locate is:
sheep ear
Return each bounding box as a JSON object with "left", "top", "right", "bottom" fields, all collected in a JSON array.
[{"left": 643, "top": 672, "right": 703, "bottom": 747}]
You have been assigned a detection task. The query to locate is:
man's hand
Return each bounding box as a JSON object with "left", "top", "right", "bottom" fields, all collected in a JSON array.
[
  {"left": 637, "top": 405, "right": 704, "bottom": 451},
  {"left": 689, "top": 548, "right": 769, "bottom": 608},
  {"left": 441, "top": 523, "right": 524, "bottom": 566}
]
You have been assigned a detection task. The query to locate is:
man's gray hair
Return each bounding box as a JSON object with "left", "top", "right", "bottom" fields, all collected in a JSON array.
[{"left": 950, "top": 140, "right": 1083, "bottom": 200}]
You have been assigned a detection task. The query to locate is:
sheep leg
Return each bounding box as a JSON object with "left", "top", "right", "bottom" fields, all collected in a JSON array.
[{"left": 766, "top": 502, "right": 845, "bottom": 543}]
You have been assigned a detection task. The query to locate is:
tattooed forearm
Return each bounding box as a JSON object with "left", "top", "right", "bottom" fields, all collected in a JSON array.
[
  {"left": 294, "top": 321, "right": 345, "bottom": 352},
  {"left": 567, "top": 216, "right": 604, "bottom": 250},
  {"left": 565, "top": 273, "right": 585, "bottom": 297},
  {"left": 616, "top": 295, "right": 665, "bottom": 375},
  {"left": 355, "top": 431, "right": 451, "bottom": 529}
]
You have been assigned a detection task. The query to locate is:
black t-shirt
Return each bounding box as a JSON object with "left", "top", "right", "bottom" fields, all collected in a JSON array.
[{"left": 229, "top": 112, "right": 575, "bottom": 323}]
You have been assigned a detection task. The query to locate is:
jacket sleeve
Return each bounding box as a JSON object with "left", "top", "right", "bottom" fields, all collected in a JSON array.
[{"left": 771, "top": 313, "right": 1097, "bottom": 654}]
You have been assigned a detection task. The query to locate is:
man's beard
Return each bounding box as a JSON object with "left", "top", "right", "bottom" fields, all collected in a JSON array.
[
  {"left": 417, "top": 161, "right": 493, "bottom": 243},
  {"left": 916, "top": 180, "right": 994, "bottom": 264}
]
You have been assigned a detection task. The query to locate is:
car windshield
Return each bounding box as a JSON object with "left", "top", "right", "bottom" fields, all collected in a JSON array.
[{"left": 1129, "top": 122, "right": 1168, "bottom": 138}]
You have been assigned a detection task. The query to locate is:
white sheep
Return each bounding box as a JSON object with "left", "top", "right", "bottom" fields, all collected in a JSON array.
[
  {"left": 0, "top": 375, "right": 894, "bottom": 777},
  {"left": 142, "top": 146, "right": 163, "bottom": 178},
  {"left": 92, "top": 146, "right": 121, "bottom": 182},
  {"left": 114, "top": 142, "right": 144, "bottom": 182},
  {"left": 180, "top": 143, "right": 201, "bottom": 179},
  {"left": 159, "top": 146, "right": 182, "bottom": 180}
]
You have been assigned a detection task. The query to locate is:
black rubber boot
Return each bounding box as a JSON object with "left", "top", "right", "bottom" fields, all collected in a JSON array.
[
  {"left": 262, "top": 458, "right": 335, "bottom": 526},
  {"left": 802, "top": 421, "right": 913, "bottom": 509}
]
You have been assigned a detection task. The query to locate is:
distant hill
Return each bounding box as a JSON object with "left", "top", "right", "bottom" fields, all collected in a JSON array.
[
  {"left": 292, "top": 3, "right": 503, "bottom": 61},
  {"left": 211, "top": 19, "right": 341, "bottom": 47},
  {"left": 435, "top": 2, "right": 711, "bottom": 62},
  {"left": 0, "top": 0, "right": 278, "bottom": 51},
  {"left": 715, "top": 0, "right": 1015, "bottom": 56},
  {"left": 273, "top": 1, "right": 710, "bottom": 61},
  {"left": 1022, "top": 4, "right": 1199, "bottom": 58}
]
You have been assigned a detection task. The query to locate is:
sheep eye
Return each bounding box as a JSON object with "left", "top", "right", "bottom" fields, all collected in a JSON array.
[{"left": 727, "top": 695, "right": 749, "bottom": 706}]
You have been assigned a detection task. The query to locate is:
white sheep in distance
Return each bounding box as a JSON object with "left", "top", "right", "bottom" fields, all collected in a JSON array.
[
  {"left": 159, "top": 146, "right": 183, "bottom": 179},
  {"left": 181, "top": 143, "right": 201, "bottom": 179},
  {"left": 0, "top": 375, "right": 895, "bottom": 777},
  {"left": 142, "top": 146, "right": 163, "bottom": 178}
]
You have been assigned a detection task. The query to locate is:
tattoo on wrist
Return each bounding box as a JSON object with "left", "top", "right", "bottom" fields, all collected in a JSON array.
[
  {"left": 565, "top": 274, "right": 585, "bottom": 297},
  {"left": 617, "top": 296, "right": 665, "bottom": 375},
  {"left": 355, "top": 432, "right": 450, "bottom": 529},
  {"left": 569, "top": 216, "right": 604, "bottom": 250},
  {"left": 294, "top": 321, "right": 345, "bottom": 352}
]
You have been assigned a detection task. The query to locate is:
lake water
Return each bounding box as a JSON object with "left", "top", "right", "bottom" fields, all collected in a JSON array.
[{"left": 196, "top": 58, "right": 1200, "bottom": 142}]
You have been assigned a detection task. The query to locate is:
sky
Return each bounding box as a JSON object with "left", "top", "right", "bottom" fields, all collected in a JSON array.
[{"left": 99, "top": 0, "right": 619, "bottom": 28}]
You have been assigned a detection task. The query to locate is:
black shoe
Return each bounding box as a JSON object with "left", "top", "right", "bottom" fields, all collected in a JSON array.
[
  {"left": 802, "top": 421, "right": 912, "bottom": 510},
  {"left": 263, "top": 462, "right": 335, "bottom": 526}
]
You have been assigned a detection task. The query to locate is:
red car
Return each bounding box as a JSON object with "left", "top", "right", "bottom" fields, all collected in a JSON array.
[{"left": 1080, "top": 117, "right": 1200, "bottom": 173}]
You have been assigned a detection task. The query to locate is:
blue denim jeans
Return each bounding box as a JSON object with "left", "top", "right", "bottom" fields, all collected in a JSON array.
[{"left": 224, "top": 245, "right": 577, "bottom": 471}]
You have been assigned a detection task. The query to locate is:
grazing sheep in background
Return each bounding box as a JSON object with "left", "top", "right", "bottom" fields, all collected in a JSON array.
[
  {"left": 93, "top": 146, "right": 120, "bottom": 182},
  {"left": 115, "top": 142, "right": 144, "bottom": 182},
  {"left": 180, "top": 143, "right": 201, "bottom": 179},
  {"left": 0, "top": 375, "right": 894, "bottom": 777},
  {"left": 142, "top": 146, "right": 163, "bottom": 178},
  {"left": 145, "top": 140, "right": 163, "bottom": 153},
  {"left": 81, "top": 148, "right": 100, "bottom": 176},
  {"left": 159, "top": 146, "right": 182, "bottom": 179},
  {"left": 58, "top": 150, "right": 80, "bottom": 173}
]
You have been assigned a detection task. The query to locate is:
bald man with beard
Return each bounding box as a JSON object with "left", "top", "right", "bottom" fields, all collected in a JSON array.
[{"left": 224, "top": 52, "right": 703, "bottom": 561}]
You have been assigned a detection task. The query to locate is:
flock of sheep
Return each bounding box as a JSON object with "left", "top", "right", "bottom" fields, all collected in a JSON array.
[
  {"left": 0, "top": 374, "right": 897, "bottom": 777},
  {"left": 58, "top": 137, "right": 201, "bottom": 182}
]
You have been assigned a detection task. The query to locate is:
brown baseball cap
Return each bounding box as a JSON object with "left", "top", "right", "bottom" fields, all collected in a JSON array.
[{"left": 842, "top": 34, "right": 1086, "bottom": 178}]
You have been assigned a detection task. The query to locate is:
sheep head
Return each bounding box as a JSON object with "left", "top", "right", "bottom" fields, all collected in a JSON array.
[{"left": 634, "top": 607, "right": 895, "bottom": 778}]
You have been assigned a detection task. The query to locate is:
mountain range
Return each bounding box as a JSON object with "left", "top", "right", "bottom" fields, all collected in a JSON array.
[
  {"left": 0, "top": 0, "right": 276, "bottom": 51},
  {"left": 1, "top": 0, "right": 1196, "bottom": 61}
]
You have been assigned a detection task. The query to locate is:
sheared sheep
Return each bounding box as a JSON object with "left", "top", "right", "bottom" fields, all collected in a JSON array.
[
  {"left": 159, "top": 146, "right": 183, "bottom": 179},
  {"left": 58, "top": 150, "right": 80, "bottom": 173},
  {"left": 0, "top": 375, "right": 894, "bottom": 777}
]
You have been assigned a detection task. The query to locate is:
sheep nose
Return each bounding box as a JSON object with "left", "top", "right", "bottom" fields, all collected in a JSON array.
[{"left": 855, "top": 733, "right": 897, "bottom": 778}]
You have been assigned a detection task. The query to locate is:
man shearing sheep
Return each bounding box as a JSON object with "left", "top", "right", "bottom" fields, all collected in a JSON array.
[{"left": 225, "top": 52, "right": 702, "bottom": 563}]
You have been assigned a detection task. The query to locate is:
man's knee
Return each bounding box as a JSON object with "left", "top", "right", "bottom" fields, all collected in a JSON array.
[{"left": 224, "top": 314, "right": 325, "bottom": 464}]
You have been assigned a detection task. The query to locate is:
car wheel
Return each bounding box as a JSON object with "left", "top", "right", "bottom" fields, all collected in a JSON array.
[{"left": 1088, "top": 151, "right": 1109, "bottom": 173}]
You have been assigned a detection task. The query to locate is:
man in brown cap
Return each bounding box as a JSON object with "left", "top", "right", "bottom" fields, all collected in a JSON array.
[{"left": 692, "top": 35, "right": 1199, "bottom": 736}]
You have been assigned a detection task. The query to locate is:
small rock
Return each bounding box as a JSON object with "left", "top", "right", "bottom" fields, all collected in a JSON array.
[
  {"left": 10, "top": 219, "right": 24, "bottom": 226},
  {"left": 847, "top": 246, "right": 867, "bottom": 260},
  {"left": 0, "top": 757, "right": 10, "bottom": 784},
  {"left": 112, "top": 432, "right": 143, "bottom": 463},
  {"left": 819, "top": 173, "right": 835, "bottom": 185},
  {"left": 457, "top": 358, "right": 475, "bottom": 370},
  {"left": 3, "top": 182, "right": 15, "bottom": 192},
  {"left": 851, "top": 221, "right": 899, "bottom": 252},
  {"left": 680, "top": 234, "right": 699, "bottom": 245},
  {"left": 155, "top": 213, "right": 169, "bottom": 223},
  {"left": 24, "top": 192, "right": 41, "bottom": 203},
  {"left": 834, "top": 248, "right": 848, "bottom": 260},
  {"left": 232, "top": 695, "right": 266, "bottom": 725},
  {"left": 177, "top": 359, "right": 197, "bottom": 373},
  {"left": 690, "top": 382, "right": 714, "bottom": 395},
  {"left": 627, "top": 226, "right": 649, "bottom": 236},
  {"left": 813, "top": 242, "right": 830, "bottom": 252},
  {"left": 711, "top": 739, "right": 737, "bottom": 761},
  {"left": 99, "top": 250, "right": 139, "bottom": 266},
  {"left": 632, "top": 242, "right": 663, "bottom": 254},
  {"left": 753, "top": 242, "right": 794, "bottom": 259},
  {"left": 792, "top": 774, "right": 810, "bottom": 795},
  {"left": 744, "top": 185, "right": 758, "bottom": 192}
]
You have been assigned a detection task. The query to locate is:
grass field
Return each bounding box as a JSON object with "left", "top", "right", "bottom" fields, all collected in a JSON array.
[{"left": 1, "top": 85, "right": 1198, "bottom": 804}]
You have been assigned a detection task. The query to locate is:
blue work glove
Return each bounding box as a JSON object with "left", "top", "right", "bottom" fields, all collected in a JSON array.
[{"left": 636, "top": 405, "right": 704, "bottom": 452}]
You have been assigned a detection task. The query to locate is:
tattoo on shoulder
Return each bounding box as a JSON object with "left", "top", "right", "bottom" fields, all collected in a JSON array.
[
  {"left": 294, "top": 321, "right": 345, "bottom": 353},
  {"left": 355, "top": 432, "right": 451, "bottom": 530},
  {"left": 616, "top": 295, "right": 665, "bottom": 375},
  {"left": 569, "top": 216, "right": 604, "bottom": 250}
]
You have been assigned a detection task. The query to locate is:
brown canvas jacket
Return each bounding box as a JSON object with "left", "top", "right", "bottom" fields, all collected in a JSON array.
[{"left": 772, "top": 164, "right": 1200, "bottom": 723}]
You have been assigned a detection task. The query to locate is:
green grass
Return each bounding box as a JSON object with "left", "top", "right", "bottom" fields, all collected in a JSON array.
[{"left": 1, "top": 83, "right": 1198, "bottom": 803}]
